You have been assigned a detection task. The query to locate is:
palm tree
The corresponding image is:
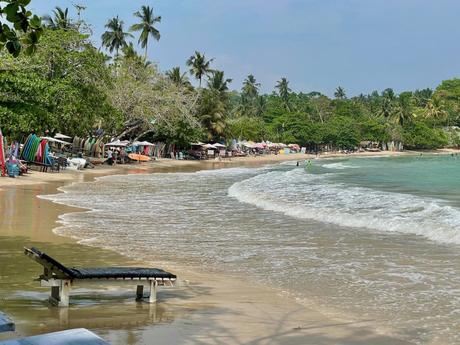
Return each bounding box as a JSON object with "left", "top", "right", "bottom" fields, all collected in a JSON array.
[
  {"left": 334, "top": 86, "right": 346, "bottom": 100},
  {"left": 275, "top": 77, "right": 291, "bottom": 110},
  {"left": 425, "top": 98, "right": 447, "bottom": 124},
  {"left": 101, "top": 16, "right": 133, "bottom": 58},
  {"left": 122, "top": 42, "right": 139, "bottom": 59},
  {"left": 255, "top": 95, "right": 267, "bottom": 117},
  {"left": 43, "top": 7, "right": 72, "bottom": 30},
  {"left": 186, "top": 51, "right": 214, "bottom": 87},
  {"left": 207, "top": 70, "right": 232, "bottom": 94},
  {"left": 242, "top": 74, "right": 260, "bottom": 99},
  {"left": 130, "top": 6, "right": 161, "bottom": 60},
  {"left": 166, "top": 67, "right": 191, "bottom": 87}
]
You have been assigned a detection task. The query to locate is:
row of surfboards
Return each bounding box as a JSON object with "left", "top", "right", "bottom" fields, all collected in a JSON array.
[{"left": 20, "top": 134, "right": 52, "bottom": 165}]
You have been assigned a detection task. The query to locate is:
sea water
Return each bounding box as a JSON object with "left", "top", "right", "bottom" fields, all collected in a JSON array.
[{"left": 41, "top": 155, "right": 460, "bottom": 344}]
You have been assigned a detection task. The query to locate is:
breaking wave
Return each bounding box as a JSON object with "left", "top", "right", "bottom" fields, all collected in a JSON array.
[{"left": 228, "top": 169, "right": 460, "bottom": 245}]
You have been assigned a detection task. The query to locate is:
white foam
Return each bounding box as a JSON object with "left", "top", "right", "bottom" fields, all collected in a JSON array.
[{"left": 228, "top": 170, "right": 460, "bottom": 245}]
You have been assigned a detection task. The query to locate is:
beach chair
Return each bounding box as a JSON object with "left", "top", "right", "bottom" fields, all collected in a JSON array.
[{"left": 24, "top": 247, "right": 176, "bottom": 307}]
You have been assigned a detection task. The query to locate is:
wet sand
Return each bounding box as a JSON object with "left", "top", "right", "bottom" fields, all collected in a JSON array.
[{"left": 0, "top": 154, "right": 442, "bottom": 344}]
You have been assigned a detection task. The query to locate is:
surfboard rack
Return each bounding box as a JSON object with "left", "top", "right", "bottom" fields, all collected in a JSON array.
[{"left": 24, "top": 247, "right": 176, "bottom": 307}]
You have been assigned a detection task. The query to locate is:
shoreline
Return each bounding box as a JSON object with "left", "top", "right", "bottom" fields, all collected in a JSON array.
[
  {"left": 1, "top": 148, "right": 459, "bottom": 190},
  {"left": 0, "top": 151, "right": 451, "bottom": 344}
]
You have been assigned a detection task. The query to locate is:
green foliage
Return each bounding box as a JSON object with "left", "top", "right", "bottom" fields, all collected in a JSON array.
[
  {"left": 0, "top": 0, "right": 42, "bottom": 57},
  {"left": 0, "top": 29, "right": 118, "bottom": 138},
  {"left": 403, "top": 122, "right": 448, "bottom": 149},
  {"left": 227, "top": 116, "right": 266, "bottom": 141}
]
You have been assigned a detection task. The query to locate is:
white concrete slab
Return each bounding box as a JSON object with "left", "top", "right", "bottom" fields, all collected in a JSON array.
[
  {"left": 0, "top": 313, "right": 14, "bottom": 333},
  {"left": 0, "top": 328, "right": 110, "bottom": 344}
]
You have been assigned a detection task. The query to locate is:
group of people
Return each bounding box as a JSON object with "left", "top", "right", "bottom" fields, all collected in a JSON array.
[{"left": 106, "top": 147, "right": 127, "bottom": 165}]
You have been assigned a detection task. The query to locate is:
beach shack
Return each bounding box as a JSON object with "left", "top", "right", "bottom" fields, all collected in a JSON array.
[{"left": 212, "top": 143, "right": 227, "bottom": 157}]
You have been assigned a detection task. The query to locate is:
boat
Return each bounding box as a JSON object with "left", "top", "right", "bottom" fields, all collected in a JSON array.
[{"left": 128, "top": 153, "right": 151, "bottom": 162}]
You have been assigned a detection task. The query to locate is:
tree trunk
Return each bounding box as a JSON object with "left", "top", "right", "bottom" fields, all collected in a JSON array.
[{"left": 134, "top": 129, "right": 155, "bottom": 142}]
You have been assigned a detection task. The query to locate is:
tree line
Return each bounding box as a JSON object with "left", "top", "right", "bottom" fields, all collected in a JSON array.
[{"left": 1, "top": 4, "right": 459, "bottom": 151}]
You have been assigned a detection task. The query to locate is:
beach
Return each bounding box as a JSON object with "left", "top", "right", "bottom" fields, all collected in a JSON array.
[{"left": 0, "top": 151, "right": 459, "bottom": 345}]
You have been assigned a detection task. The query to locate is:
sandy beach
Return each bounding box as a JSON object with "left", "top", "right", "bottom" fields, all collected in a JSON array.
[{"left": 0, "top": 151, "right": 457, "bottom": 345}]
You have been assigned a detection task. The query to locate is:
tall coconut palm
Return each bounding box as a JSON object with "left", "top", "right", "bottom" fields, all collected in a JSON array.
[
  {"left": 166, "top": 67, "right": 191, "bottom": 87},
  {"left": 207, "top": 70, "right": 232, "bottom": 94},
  {"left": 186, "top": 51, "right": 214, "bottom": 87},
  {"left": 242, "top": 74, "right": 260, "bottom": 99},
  {"left": 43, "top": 7, "right": 72, "bottom": 30},
  {"left": 425, "top": 98, "right": 447, "bottom": 123},
  {"left": 101, "top": 16, "right": 133, "bottom": 58},
  {"left": 334, "top": 86, "right": 346, "bottom": 100},
  {"left": 275, "top": 77, "right": 291, "bottom": 110},
  {"left": 130, "top": 6, "right": 161, "bottom": 60}
]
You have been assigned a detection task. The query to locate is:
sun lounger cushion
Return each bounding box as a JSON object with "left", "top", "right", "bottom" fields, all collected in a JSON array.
[{"left": 68, "top": 267, "right": 176, "bottom": 280}]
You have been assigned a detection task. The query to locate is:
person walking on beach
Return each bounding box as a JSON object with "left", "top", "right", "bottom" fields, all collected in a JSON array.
[{"left": 107, "top": 148, "right": 114, "bottom": 165}]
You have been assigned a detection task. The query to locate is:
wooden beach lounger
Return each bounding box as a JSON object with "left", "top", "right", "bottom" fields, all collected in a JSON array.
[
  {"left": 0, "top": 328, "right": 110, "bottom": 345},
  {"left": 24, "top": 247, "right": 176, "bottom": 307}
]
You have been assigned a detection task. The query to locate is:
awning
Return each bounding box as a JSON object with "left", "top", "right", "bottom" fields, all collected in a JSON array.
[
  {"left": 54, "top": 133, "right": 72, "bottom": 140},
  {"left": 105, "top": 140, "right": 129, "bottom": 147},
  {"left": 41, "top": 137, "right": 71, "bottom": 145},
  {"left": 133, "top": 141, "right": 155, "bottom": 146}
]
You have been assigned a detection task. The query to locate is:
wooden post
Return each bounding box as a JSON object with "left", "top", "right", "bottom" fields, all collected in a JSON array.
[
  {"left": 49, "top": 280, "right": 70, "bottom": 307},
  {"left": 148, "top": 280, "right": 157, "bottom": 303},
  {"left": 136, "top": 285, "right": 144, "bottom": 301}
]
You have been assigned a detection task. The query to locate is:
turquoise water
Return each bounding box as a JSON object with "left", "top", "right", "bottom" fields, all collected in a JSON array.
[
  {"left": 42, "top": 155, "right": 460, "bottom": 344},
  {"left": 324, "top": 155, "right": 460, "bottom": 204}
]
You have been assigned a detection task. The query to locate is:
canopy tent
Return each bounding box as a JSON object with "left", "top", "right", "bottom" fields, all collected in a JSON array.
[
  {"left": 105, "top": 140, "right": 129, "bottom": 147},
  {"left": 202, "top": 144, "right": 217, "bottom": 149},
  {"left": 132, "top": 141, "right": 155, "bottom": 146},
  {"left": 42, "top": 137, "right": 72, "bottom": 145},
  {"left": 54, "top": 133, "right": 72, "bottom": 140},
  {"left": 212, "top": 143, "right": 227, "bottom": 148}
]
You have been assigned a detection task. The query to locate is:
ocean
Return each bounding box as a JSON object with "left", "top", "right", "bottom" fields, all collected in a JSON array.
[{"left": 41, "top": 155, "right": 460, "bottom": 344}]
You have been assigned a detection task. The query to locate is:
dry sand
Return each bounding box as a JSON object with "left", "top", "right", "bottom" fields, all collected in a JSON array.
[{"left": 2, "top": 151, "right": 454, "bottom": 344}]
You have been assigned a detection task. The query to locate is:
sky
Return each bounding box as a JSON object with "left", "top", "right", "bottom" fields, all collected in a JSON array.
[{"left": 32, "top": 0, "right": 460, "bottom": 97}]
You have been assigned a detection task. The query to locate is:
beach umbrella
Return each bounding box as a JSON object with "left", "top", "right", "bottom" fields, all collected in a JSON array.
[
  {"left": 42, "top": 137, "right": 72, "bottom": 145},
  {"left": 105, "top": 140, "right": 129, "bottom": 147},
  {"left": 55, "top": 133, "right": 72, "bottom": 140}
]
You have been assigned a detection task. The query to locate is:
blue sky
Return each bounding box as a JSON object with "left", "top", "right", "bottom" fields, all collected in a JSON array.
[{"left": 32, "top": 0, "right": 460, "bottom": 96}]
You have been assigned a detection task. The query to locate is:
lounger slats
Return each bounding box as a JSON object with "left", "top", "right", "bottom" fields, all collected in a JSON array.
[{"left": 69, "top": 267, "right": 176, "bottom": 280}]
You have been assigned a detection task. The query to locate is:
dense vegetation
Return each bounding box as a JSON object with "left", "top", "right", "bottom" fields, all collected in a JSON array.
[{"left": 1, "top": 4, "right": 459, "bottom": 151}]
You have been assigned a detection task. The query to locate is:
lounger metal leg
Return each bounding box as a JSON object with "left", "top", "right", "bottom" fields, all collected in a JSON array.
[
  {"left": 49, "top": 280, "right": 70, "bottom": 307},
  {"left": 136, "top": 285, "right": 144, "bottom": 300},
  {"left": 148, "top": 280, "right": 157, "bottom": 303}
]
